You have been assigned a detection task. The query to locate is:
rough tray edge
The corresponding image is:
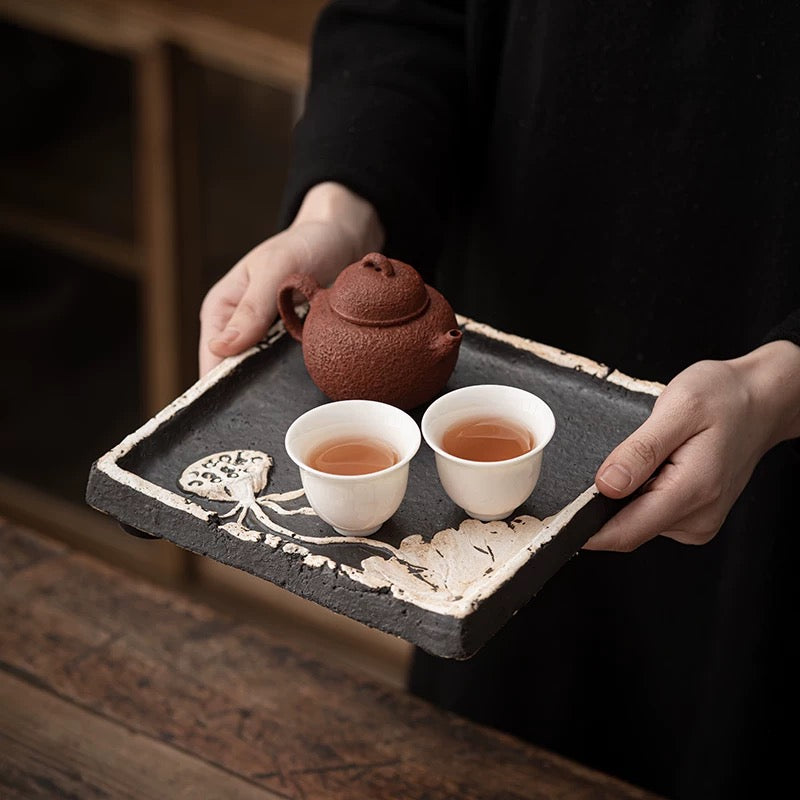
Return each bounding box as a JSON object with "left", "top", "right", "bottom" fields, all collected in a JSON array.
[
  {"left": 86, "top": 464, "right": 478, "bottom": 659},
  {"left": 88, "top": 315, "right": 663, "bottom": 621}
]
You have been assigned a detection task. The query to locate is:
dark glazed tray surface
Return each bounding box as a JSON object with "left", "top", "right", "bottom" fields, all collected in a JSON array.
[{"left": 86, "top": 317, "right": 660, "bottom": 659}]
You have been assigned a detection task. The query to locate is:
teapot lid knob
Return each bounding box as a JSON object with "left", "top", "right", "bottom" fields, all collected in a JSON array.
[{"left": 361, "top": 253, "right": 394, "bottom": 276}]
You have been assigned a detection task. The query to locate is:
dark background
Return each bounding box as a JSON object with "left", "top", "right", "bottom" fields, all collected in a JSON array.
[{"left": 0, "top": 1, "right": 413, "bottom": 687}]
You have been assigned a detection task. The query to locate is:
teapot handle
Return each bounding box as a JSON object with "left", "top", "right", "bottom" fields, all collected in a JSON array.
[{"left": 277, "top": 274, "right": 321, "bottom": 342}]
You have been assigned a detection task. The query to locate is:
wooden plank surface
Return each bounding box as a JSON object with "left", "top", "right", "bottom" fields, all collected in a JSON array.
[
  {"left": 194, "top": 559, "right": 414, "bottom": 690},
  {"left": 0, "top": 476, "right": 186, "bottom": 585},
  {"left": 0, "top": 671, "right": 281, "bottom": 800},
  {"left": 0, "top": 518, "right": 664, "bottom": 800}
]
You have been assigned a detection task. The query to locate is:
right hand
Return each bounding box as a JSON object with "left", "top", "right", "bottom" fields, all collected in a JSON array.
[{"left": 199, "top": 182, "right": 384, "bottom": 376}]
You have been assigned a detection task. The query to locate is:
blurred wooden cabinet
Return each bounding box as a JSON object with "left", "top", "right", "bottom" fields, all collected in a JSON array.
[
  {"left": 1, "top": 0, "right": 324, "bottom": 409},
  {"left": 0, "top": 0, "right": 413, "bottom": 685},
  {"left": 0, "top": 0, "right": 323, "bottom": 562}
]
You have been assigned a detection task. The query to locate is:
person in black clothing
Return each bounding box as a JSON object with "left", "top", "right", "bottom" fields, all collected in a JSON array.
[{"left": 198, "top": 3, "right": 800, "bottom": 798}]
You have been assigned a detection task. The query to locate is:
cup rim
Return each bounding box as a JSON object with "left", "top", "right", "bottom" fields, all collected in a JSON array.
[
  {"left": 284, "top": 399, "right": 421, "bottom": 482},
  {"left": 420, "top": 384, "right": 556, "bottom": 467}
]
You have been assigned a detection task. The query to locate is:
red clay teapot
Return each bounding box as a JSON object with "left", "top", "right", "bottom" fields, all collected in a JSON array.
[{"left": 277, "top": 253, "right": 462, "bottom": 410}]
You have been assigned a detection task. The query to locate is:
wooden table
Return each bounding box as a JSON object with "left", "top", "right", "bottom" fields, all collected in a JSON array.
[{"left": 0, "top": 519, "right": 662, "bottom": 800}]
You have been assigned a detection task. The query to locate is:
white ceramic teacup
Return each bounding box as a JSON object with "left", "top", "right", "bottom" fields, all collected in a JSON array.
[
  {"left": 421, "top": 384, "right": 556, "bottom": 521},
  {"left": 284, "top": 400, "right": 421, "bottom": 536}
]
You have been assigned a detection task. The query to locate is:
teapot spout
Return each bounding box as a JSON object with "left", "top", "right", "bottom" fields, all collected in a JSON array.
[{"left": 432, "top": 327, "right": 463, "bottom": 360}]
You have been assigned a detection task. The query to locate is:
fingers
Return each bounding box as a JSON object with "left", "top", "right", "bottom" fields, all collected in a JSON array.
[
  {"left": 198, "top": 312, "right": 228, "bottom": 377},
  {"left": 595, "top": 388, "right": 704, "bottom": 499},
  {"left": 585, "top": 429, "right": 731, "bottom": 551},
  {"left": 199, "top": 338, "right": 222, "bottom": 379},
  {"left": 207, "top": 243, "right": 298, "bottom": 364},
  {"left": 585, "top": 462, "right": 680, "bottom": 550},
  {"left": 208, "top": 283, "right": 273, "bottom": 359},
  {"left": 198, "top": 242, "right": 287, "bottom": 378},
  {"left": 198, "top": 273, "right": 246, "bottom": 377},
  {"left": 584, "top": 360, "right": 767, "bottom": 552},
  {"left": 584, "top": 460, "right": 719, "bottom": 551},
  {"left": 584, "top": 495, "right": 726, "bottom": 552}
]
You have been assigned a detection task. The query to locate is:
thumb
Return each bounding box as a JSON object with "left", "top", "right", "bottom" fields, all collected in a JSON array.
[{"left": 595, "top": 395, "right": 699, "bottom": 498}]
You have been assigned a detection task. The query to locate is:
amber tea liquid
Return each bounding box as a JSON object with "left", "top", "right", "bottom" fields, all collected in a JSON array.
[
  {"left": 442, "top": 416, "right": 534, "bottom": 462},
  {"left": 308, "top": 437, "right": 399, "bottom": 476}
]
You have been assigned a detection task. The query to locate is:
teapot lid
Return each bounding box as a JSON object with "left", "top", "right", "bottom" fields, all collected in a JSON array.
[{"left": 330, "top": 253, "right": 430, "bottom": 326}]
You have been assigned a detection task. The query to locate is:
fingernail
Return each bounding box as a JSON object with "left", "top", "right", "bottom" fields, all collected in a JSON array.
[
  {"left": 213, "top": 328, "right": 239, "bottom": 346},
  {"left": 598, "top": 464, "right": 633, "bottom": 492}
]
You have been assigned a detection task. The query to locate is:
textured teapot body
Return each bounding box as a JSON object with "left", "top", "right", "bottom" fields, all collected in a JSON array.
[{"left": 278, "top": 254, "right": 462, "bottom": 410}]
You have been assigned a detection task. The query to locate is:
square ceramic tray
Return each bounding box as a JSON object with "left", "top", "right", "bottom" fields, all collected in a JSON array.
[{"left": 86, "top": 315, "right": 662, "bottom": 659}]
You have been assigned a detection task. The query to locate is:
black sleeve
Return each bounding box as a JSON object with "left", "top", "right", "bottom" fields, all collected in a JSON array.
[
  {"left": 763, "top": 309, "right": 800, "bottom": 350},
  {"left": 278, "top": 0, "right": 467, "bottom": 275}
]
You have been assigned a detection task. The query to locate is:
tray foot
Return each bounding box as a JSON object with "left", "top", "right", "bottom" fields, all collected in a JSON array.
[{"left": 118, "top": 523, "right": 161, "bottom": 540}]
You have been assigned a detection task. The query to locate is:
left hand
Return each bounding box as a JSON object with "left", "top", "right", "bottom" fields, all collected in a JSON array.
[{"left": 584, "top": 340, "right": 800, "bottom": 551}]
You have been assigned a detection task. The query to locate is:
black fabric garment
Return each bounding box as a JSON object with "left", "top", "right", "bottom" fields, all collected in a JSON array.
[{"left": 279, "top": 2, "right": 800, "bottom": 798}]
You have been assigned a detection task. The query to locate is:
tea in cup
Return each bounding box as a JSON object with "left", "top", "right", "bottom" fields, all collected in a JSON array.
[
  {"left": 284, "top": 400, "right": 421, "bottom": 536},
  {"left": 421, "top": 384, "right": 555, "bottom": 521}
]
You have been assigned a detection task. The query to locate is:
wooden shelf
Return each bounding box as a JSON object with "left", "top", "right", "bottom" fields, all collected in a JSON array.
[
  {"left": 0, "top": 237, "right": 145, "bottom": 498},
  {"left": 0, "top": 31, "right": 137, "bottom": 250},
  {"left": 0, "top": 0, "right": 402, "bottom": 677},
  {"left": 0, "top": 0, "right": 326, "bottom": 89},
  {"left": 0, "top": 206, "right": 141, "bottom": 276}
]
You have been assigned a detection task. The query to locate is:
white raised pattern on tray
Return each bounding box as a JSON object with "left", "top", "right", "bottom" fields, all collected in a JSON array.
[
  {"left": 171, "top": 444, "right": 601, "bottom": 618},
  {"left": 605, "top": 369, "right": 665, "bottom": 396},
  {"left": 93, "top": 316, "right": 654, "bottom": 619}
]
